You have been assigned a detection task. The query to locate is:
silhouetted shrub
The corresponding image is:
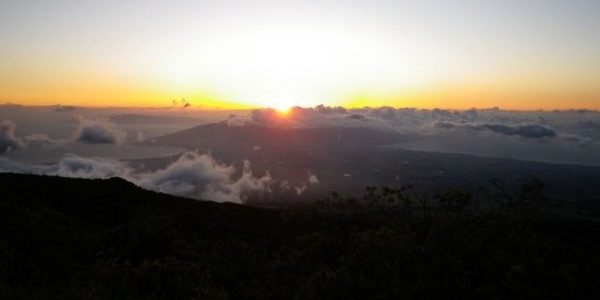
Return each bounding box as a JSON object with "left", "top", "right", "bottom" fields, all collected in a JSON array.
[{"left": 1, "top": 174, "right": 599, "bottom": 299}]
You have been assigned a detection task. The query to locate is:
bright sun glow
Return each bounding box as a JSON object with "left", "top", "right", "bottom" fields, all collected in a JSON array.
[
  {"left": 156, "top": 18, "right": 452, "bottom": 108},
  {"left": 3, "top": 1, "right": 600, "bottom": 110},
  {"left": 276, "top": 107, "right": 291, "bottom": 117},
  {"left": 273, "top": 101, "right": 292, "bottom": 114}
]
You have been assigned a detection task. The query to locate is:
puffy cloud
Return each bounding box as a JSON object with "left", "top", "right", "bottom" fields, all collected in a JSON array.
[
  {"left": 433, "top": 121, "right": 457, "bottom": 129},
  {"left": 294, "top": 185, "right": 307, "bottom": 195},
  {"left": 136, "top": 153, "right": 272, "bottom": 203},
  {"left": 227, "top": 106, "right": 600, "bottom": 165},
  {"left": 293, "top": 171, "right": 320, "bottom": 196},
  {"left": 576, "top": 120, "right": 600, "bottom": 131},
  {"left": 53, "top": 105, "right": 77, "bottom": 112},
  {"left": 75, "top": 118, "right": 127, "bottom": 144},
  {"left": 24, "top": 133, "right": 56, "bottom": 144},
  {"left": 0, "top": 151, "right": 277, "bottom": 204},
  {"left": 560, "top": 134, "right": 594, "bottom": 147},
  {"left": 308, "top": 171, "right": 320, "bottom": 184},
  {"left": 53, "top": 154, "right": 131, "bottom": 178},
  {"left": 476, "top": 124, "right": 557, "bottom": 138},
  {"left": 0, "top": 156, "right": 45, "bottom": 174},
  {"left": 240, "top": 105, "right": 598, "bottom": 138},
  {"left": 245, "top": 106, "right": 390, "bottom": 129},
  {"left": 0, "top": 120, "right": 65, "bottom": 155},
  {"left": 0, "top": 154, "right": 128, "bottom": 178},
  {"left": 0, "top": 120, "right": 23, "bottom": 155},
  {"left": 434, "top": 122, "right": 557, "bottom": 139}
]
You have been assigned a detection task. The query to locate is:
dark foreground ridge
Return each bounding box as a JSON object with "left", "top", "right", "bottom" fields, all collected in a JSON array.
[{"left": 1, "top": 173, "right": 599, "bottom": 299}]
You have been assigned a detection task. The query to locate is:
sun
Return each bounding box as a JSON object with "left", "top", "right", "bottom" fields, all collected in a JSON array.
[
  {"left": 158, "top": 20, "right": 417, "bottom": 109},
  {"left": 273, "top": 101, "right": 292, "bottom": 114},
  {"left": 275, "top": 107, "right": 291, "bottom": 117}
]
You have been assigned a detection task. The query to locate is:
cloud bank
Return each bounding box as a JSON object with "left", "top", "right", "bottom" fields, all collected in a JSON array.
[
  {"left": 136, "top": 152, "right": 272, "bottom": 203},
  {"left": 433, "top": 122, "right": 557, "bottom": 139},
  {"left": 75, "top": 118, "right": 127, "bottom": 144},
  {"left": 233, "top": 105, "right": 597, "bottom": 144},
  {"left": 225, "top": 105, "right": 600, "bottom": 165},
  {"left": 0, "top": 151, "right": 280, "bottom": 204},
  {"left": 0, "top": 120, "right": 23, "bottom": 155}
]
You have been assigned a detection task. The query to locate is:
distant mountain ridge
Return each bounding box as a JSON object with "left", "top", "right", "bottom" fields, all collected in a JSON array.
[
  {"left": 142, "top": 121, "right": 600, "bottom": 204},
  {"left": 145, "top": 121, "right": 405, "bottom": 160},
  {"left": 110, "top": 114, "right": 200, "bottom": 124}
]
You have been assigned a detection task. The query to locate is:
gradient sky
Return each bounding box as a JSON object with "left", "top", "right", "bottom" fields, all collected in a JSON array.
[{"left": 1, "top": 0, "right": 599, "bottom": 109}]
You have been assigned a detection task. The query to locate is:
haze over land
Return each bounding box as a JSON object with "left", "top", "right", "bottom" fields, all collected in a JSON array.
[
  {"left": 3, "top": 1, "right": 600, "bottom": 298},
  {"left": 1, "top": 104, "right": 599, "bottom": 205}
]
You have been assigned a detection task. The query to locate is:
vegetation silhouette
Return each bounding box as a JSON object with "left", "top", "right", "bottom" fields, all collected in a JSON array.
[{"left": 1, "top": 174, "right": 599, "bottom": 299}]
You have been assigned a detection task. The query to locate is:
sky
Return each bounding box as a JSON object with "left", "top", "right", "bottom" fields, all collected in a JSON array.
[{"left": 1, "top": 0, "right": 599, "bottom": 110}]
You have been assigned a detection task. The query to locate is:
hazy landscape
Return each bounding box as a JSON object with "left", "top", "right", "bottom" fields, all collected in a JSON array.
[{"left": 2, "top": 0, "right": 600, "bottom": 298}]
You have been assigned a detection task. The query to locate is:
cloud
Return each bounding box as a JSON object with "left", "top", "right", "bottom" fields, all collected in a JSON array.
[
  {"left": 433, "top": 122, "right": 557, "bottom": 139},
  {"left": 245, "top": 106, "right": 390, "bottom": 129},
  {"left": 576, "top": 120, "right": 600, "bottom": 131},
  {"left": 171, "top": 98, "right": 191, "bottom": 110},
  {"left": 53, "top": 105, "right": 77, "bottom": 112},
  {"left": 0, "top": 156, "right": 46, "bottom": 174},
  {"left": 308, "top": 171, "right": 319, "bottom": 184},
  {"left": 136, "top": 153, "right": 272, "bottom": 203},
  {"left": 228, "top": 105, "right": 600, "bottom": 165},
  {"left": 477, "top": 124, "right": 557, "bottom": 138},
  {"left": 238, "top": 105, "right": 511, "bottom": 133},
  {"left": 559, "top": 134, "right": 594, "bottom": 147},
  {"left": 54, "top": 154, "right": 131, "bottom": 178},
  {"left": 292, "top": 171, "right": 320, "bottom": 196},
  {"left": 0, "top": 151, "right": 276, "bottom": 204},
  {"left": 0, "top": 154, "right": 128, "bottom": 178},
  {"left": 75, "top": 118, "right": 127, "bottom": 144},
  {"left": 0, "top": 120, "right": 23, "bottom": 155},
  {"left": 135, "top": 131, "right": 146, "bottom": 142},
  {"left": 24, "top": 133, "right": 56, "bottom": 144}
]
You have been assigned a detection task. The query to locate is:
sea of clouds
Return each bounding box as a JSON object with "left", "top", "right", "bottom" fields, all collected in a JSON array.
[
  {"left": 228, "top": 106, "right": 600, "bottom": 165},
  {"left": 1, "top": 104, "right": 600, "bottom": 202},
  {"left": 0, "top": 151, "right": 281, "bottom": 203}
]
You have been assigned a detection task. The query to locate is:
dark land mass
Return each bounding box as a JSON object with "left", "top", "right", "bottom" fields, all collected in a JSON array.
[
  {"left": 110, "top": 114, "right": 200, "bottom": 125},
  {"left": 1, "top": 173, "right": 600, "bottom": 299},
  {"left": 145, "top": 122, "right": 600, "bottom": 206}
]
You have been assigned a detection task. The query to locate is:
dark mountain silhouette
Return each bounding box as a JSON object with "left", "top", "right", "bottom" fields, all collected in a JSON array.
[
  {"left": 110, "top": 114, "right": 199, "bottom": 125},
  {"left": 146, "top": 122, "right": 404, "bottom": 161}
]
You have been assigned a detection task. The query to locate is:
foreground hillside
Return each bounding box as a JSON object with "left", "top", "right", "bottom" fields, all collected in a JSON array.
[{"left": 1, "top": 173, "right": 600, "bottom": 299}]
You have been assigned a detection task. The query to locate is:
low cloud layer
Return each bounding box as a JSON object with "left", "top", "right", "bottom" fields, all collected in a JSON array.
[
  {"left": 433, "top": 122, "right": 557, "bottom": 139},
  {"left": 231, "top": 106, "right": 598, "bottom": 142},
  {"left": 2, "top": 105, "right": 600, "bottom": 167},
  {"left": 136, "top": 152, "right": 273, "bottom": 203},
  {"left": 234, "top": 106, "right": 597, "bottom": 136},
  {"left": 0, "top": 120, "right": 23, "bottom": 155},
  {"left": 75, "top": 118, "right": 127, "bottom": 144},
  {"left": 53, "top": 105, "right": 77, "bottom": 112},
  {"left": 0, "top": 151, "right": 289, "bottom": 203},
  {"left": 225, "top": 106, "right": 600, "bottom": 165}
]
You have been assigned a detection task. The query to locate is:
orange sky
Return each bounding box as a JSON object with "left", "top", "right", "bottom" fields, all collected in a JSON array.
[{"left": 1, "top": 0, "right": 599, "bottom": 110}]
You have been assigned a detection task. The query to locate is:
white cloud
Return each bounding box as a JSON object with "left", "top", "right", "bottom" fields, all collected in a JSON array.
[
  {"left": 0, "top": 120, "right": 23, "bottom": 155},
  {"left": 74, "top": 117, "right": 127, "bottom": 144},
  {"left": 0, "top": 151, "right": 279, "bottom": 204}
]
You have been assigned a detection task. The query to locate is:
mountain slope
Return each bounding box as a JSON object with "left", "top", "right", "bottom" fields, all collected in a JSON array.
[
  {"left": 146, "top": 122, "right": 405, "bottom": 160},
  {"left": 2, "top": 174, "right": 599, "bottom": 299}
]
